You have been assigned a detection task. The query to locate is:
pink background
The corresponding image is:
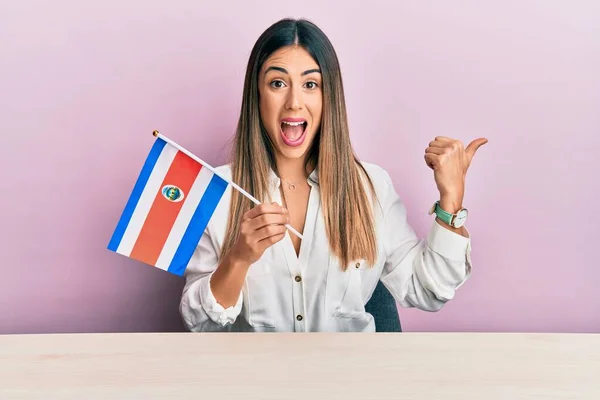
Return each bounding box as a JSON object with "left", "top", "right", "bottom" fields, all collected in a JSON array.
[{"left": 1, "top": 1, "right": 599, "bottom": 334}]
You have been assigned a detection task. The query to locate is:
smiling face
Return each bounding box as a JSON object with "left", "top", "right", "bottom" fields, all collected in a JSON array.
[{"left": 258, "top": 45, "right": 323, "bottom": 165}]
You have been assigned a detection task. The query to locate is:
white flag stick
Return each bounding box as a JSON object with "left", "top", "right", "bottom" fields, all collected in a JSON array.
[{"left": 152, "top": 130, "right": 303, "bottom": 240}]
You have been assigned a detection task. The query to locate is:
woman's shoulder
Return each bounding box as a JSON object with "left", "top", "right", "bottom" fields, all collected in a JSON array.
[
  {"left": 358, "top": 161, "right": 400, "bottom": 211},
  {"left": 359, "top": 161, "right": 394, "bottom": 188}
]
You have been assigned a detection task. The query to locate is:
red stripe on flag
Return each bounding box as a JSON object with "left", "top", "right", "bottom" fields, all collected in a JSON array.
[{"left": 130, "top": 151, "right": 202, "bottom": 266}]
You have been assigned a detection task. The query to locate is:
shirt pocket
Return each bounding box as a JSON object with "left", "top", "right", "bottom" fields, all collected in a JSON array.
[
  {"left": 242, "top": 261, "right": 276, "bottom": 328},
  {"left": 326, "top": 257, "right": 369, "bottom": 317},
  {"left": 331, "top": 309, "right": 376, "bottom": 332}
]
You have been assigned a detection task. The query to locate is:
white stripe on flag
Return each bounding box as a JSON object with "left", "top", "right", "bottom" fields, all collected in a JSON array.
[
  {"left": 154, "top": 166, "right": 215, "bottom": 271},
  {"left": 116, "top": 144, "right": 179, "bottom": 256}
]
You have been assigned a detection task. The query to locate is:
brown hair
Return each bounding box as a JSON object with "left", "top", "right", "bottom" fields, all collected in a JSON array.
[{"left": 220, "top": 18, "right": 379, "bottom": 270}]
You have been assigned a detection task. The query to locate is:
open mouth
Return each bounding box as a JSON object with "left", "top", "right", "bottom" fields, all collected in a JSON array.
[{"left": 280, "top": 120, "right": 307, "bottom": 147}]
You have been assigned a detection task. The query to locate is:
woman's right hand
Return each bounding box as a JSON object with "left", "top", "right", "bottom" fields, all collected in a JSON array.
[{"left": 228, "top": 202, "right": 289, "bottom": 266}]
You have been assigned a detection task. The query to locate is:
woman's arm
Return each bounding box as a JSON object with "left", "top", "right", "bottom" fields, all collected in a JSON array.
[
  {"left": 180, "top": 202, "right": 289, "bottom": 331},
  {"left": 209, "top": 254, "right": 250, "bottom": 308},
  {"left": 180, "top": 230, "right": 245, "bottom": 332},
  {"left": 377, "top": 169, "right": 472, "bottom": 312}
]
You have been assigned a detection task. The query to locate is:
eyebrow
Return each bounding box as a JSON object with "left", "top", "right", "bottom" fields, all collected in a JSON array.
[{"left": 264, "top": 66, "right": 321, "bottom": 76}]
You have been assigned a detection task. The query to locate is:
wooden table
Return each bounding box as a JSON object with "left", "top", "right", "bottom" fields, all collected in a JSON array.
[{"left": 0, "top": 332, "right": 598, "bottom": 399}]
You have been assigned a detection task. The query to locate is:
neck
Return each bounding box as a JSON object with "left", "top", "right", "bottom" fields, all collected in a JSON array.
[{"left": 275, "top": 155, "right": 312, "bottom": 183}]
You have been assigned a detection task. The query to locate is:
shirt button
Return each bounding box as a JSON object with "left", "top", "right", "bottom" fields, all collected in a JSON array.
[
  {"left": 296, "top": 315, "right": 303, "bottom": 321},
  {"left": 295, "top": 275, "right": 302, "bottom": 282}
]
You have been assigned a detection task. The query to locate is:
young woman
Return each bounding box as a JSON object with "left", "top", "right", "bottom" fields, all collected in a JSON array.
[{"left": 179, "top": 18, "right": 487, "bottom": 332}]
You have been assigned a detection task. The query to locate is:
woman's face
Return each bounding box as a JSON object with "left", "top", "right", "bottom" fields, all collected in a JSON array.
[{"left": 258, "top": 45, "right": 323, "bottom": 165}]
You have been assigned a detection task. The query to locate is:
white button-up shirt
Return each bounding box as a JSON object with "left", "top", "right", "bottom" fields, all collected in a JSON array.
[{"left": 180, "top": 162, "right": 472, "bottom": 332}]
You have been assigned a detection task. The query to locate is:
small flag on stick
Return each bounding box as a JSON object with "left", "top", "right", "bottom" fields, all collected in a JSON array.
[{"left": 107, "top": 130, "right": 302, "bottom": 276}]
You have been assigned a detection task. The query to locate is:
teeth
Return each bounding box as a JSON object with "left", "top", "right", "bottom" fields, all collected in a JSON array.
[{"left": 282, "top": 121, "right": 305, "bottom": 126}]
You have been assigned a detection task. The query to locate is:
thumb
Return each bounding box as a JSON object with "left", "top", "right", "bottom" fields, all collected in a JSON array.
[{"left": 465, "top": 138, "right": 488, "bottom": 160}]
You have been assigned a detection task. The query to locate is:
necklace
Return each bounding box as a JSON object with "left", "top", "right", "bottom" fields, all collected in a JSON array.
[{"left": 280, "top": 177, "right": 296, "bottom": 191}]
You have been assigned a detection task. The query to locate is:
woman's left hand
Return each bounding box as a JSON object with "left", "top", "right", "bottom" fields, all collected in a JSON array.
[{"left": 425, "top": 136, "right": 488, "bottom": 211}]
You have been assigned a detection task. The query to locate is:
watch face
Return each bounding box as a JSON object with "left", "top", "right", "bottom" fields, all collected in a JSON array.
[{"left": 453, "top": 209, "right": 468, "bottom": 228}]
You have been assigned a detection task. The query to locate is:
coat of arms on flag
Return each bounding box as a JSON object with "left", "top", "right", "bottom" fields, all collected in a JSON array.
[{"left": 107, "top": 130, "right": 302, "bottom": 277}]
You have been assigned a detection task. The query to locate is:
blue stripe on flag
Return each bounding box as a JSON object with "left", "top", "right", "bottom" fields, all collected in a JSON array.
[
  {"left": 168, "top": 173, "right": 228, "bottom": 276},
  {"left": 107, "top": 137, "right": 167, "bottom": 252}
]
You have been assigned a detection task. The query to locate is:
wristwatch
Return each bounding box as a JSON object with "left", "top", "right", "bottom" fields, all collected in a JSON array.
[{"left": 429, "top": 201, "right": 468, "bottom": 228}]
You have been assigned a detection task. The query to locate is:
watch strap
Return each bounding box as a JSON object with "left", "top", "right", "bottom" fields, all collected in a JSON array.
[{"left": 429, "top": 201, "right": 454, "bottom": 225}]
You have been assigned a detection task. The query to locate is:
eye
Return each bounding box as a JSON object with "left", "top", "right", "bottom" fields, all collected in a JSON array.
[
  {"left": 305, "top": 81, "right": 319, "bottom": 90},
  {"left": 270, "top": 79, "right": 286, "bottom": 88}
]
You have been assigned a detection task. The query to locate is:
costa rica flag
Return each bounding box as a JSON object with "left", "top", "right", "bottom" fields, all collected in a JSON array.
[{"left": 107, "top": 131, "right": 228, "bottom": 276}]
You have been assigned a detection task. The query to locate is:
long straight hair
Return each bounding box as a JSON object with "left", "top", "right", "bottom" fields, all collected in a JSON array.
[{"left": 220, "top": 18, "right": 378, "bottom": 270}]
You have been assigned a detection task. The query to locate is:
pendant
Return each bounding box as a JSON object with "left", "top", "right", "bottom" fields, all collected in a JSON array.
[{"left": 289, "top": 183, "right": 296, "bottom": 191}]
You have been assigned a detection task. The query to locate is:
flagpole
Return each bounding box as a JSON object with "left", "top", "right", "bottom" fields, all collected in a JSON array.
[{"left": 152, "top": 130, "right": 303, "bottom": 240}]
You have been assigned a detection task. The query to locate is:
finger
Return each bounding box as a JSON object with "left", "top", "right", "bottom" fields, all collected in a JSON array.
[
  {"left": 425, "top": 146, "right": 446, "bottom": 155},
  {"left": 257, "top": 232, "right": 287, "bottom": 252},
  {"left": 254, "top": 224, "right": 287, "bottom": 243},
  {"left": 428, "top": 140, "right": 447, "bottom": 148},
  {"left": 248, "top": 213, "right": 290, "bottom": 232},
  {"left": 244, "top": 202, "right": 287, "bottom": 220},
  {"left": 434, "top": 136, "right": 454, "bottom": 142},
  {"left": 465, "top": 138, "right": 488, "bottom": 160},
  {"left": 424, "top": 153, "right": 440, "bottom": 170}
]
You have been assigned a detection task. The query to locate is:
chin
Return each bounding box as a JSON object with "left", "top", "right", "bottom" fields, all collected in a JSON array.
[{"left": 276, "top": 142, "right": 311, "bottom": 160}]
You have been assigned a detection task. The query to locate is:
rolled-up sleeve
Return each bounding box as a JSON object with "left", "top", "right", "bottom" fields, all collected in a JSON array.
[
  {"left": 179, "top": 228, "right": 243, "bottom": 331},
  {"left": 378, "top": 170, "right": 472, "bottom": 312}
]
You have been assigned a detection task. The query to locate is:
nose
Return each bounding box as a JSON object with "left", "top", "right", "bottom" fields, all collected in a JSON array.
[{"left": 285, "top": 85, "right": 303, "bottom": 111}]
